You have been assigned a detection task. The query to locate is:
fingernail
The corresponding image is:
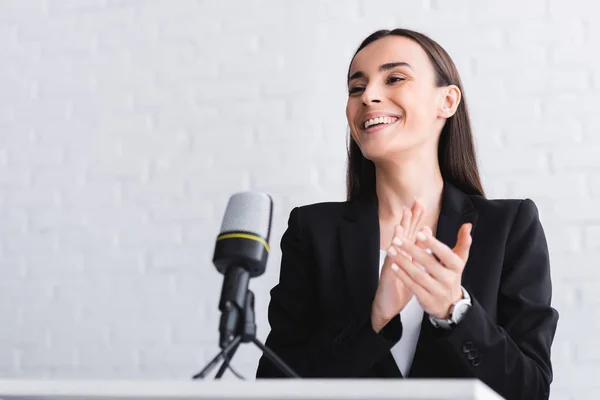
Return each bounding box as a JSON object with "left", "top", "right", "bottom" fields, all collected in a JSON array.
[
  {"left": 391, "top": 263, "right": 399, "bottom": 271},
  {"left": 425, "top": 248, "right": 432, "bottom": 255},
  {"left": 388, "top": 246, "right": 398, "bottom": 256},
  {"left": 416, "top": 232, "right": 426, "bottom": 241},
  {"left": 392, "top": 237, "right": 403, "bottom": 247}
]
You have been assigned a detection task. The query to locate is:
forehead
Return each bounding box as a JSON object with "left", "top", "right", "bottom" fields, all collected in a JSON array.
[{"left": 349, "top": 35, "right": 432, "bottom": 76}]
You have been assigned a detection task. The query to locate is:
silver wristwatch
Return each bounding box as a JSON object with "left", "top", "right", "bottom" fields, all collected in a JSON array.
[{"left": 429, "top": 286, "right": 472, "bottom": 330}]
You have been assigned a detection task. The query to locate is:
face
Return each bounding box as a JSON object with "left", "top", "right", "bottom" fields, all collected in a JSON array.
[{"left": 346, "top": 35, "right": 459, "bottom": 161}]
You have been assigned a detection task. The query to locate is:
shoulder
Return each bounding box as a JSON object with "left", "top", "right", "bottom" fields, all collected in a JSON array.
[
  {"left": 288, "top": 200, "right": 353, "bottom": 229},
  {"left": 278, "top": 201, "right": 352, "bottom": 252},
  {"left": 441, "top": 181, "right": 543, "bottom": 230},
  {"left": 464, "top": 194, "right": 546, "bottom": 253},
  {"left": 467, "top": 194, "right": 542, "bottom": 225},
  {"left": 471, "top": 194, "right": 537, "bottom": 212},
  {"left": 280, "top": 199, "right": 369, "bottom": 243},
  {"left": 296, "top": 200, "right": 352, "bottom": 217}
]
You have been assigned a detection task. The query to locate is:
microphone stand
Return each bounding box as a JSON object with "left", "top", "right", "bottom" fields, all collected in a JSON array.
[{"left": 192, "top": 290, "right": 299, "bottom": 379}]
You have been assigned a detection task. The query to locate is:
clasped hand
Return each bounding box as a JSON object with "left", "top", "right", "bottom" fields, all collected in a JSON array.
[{"left": 372, "top": 199, "right": 473, "bottom": 333}]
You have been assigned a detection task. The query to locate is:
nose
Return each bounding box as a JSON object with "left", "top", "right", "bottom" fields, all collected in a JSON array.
[{"left": 361, "top": 83, "right": 382, "bottom": 105}]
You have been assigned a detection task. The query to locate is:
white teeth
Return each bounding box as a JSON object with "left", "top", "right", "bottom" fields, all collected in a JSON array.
[{"left": 363, "top": 116, "right": 399, "bottom": 129}]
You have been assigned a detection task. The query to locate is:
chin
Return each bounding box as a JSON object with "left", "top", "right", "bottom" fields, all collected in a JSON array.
[
  {"left": 364, "top": 141, "right": 417, "bottom": 162},
  {"left": 359, "top": 144, "right": 391, "bottom": 162}
]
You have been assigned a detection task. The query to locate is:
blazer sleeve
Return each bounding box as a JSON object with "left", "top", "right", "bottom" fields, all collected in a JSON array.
[
  {"left": 434, "top": 199, "right": 559, "bottom": 400},
  {"left": 256, "top": 206, "right": 403, "bottom": 378}
]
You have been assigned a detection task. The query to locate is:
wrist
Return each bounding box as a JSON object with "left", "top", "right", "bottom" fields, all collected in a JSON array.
[
  {"left": 439, "top": 289, "right": 465, "bottom": 319},
  {"left": 371, "top": 314, "right": 388, "bottom": 334},
  {"left": 429, "top": 286, "right": 472, "bottom": 329}
]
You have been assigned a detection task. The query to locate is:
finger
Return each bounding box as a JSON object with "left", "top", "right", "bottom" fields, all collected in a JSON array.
[
  {"left": 398, "top": 212, "right": 405, "bottom": 233},
  {"left": 414, "top": 201, "right": 427, "bottom": 234},
  {"left": 401, "top": 208, "right": 412, "bottom": 240},
  {"left": 396, "top": 238, "right": 438, "bottom": 272},
  {"left": 399, "top": 249, "right": 412, "bottom": 261},
  {"left": 392, "top": 251, "right": 444, "bottom": 296},
  {"left": 395, "top": 224, "right": 404, "bottom": 239},
  {"left": 415, "top": 228, "right": 464, "bottom": 272},
  {"left": 419, "top": 226, "right": 437, "bottom": 258},
  {"left": 391, "top": 262, "right": 432, "bottom": 302},
  {"left": 414, "top": 227, "right": 441, "bottom": 263},
  {"left": 398, "top": 239, "right": 455, "bottom": 284},
  {"left": 387, "top": 241, "right": 412, "bottom": 262},
  {"left": 390, "top": 231, "right": 413, "bottom": 262},
  {"left": 408, "top": 198, "right": 423, "bottom": 240},
  {"left": 387, "top": 224, "right": 401, "bottom": 250},
  {"left": 452, "top": 223, "right": 473, "bottom": 262},
  {"left": 422, "top": 225, "right": 433, "bottom": 237}
]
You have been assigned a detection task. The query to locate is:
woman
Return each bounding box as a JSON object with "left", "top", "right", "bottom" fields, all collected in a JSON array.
[{"left": 256, "top": 29, "right": 559, "bottom": 400}]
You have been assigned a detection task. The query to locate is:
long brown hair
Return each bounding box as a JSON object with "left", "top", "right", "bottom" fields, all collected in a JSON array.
[{"left": 346, "top": 29, "right": 485, "bottom": 201}]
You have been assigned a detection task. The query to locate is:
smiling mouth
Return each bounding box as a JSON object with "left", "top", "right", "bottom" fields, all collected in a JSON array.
[{"left": 361, "top": 117, "right": 402, "bottom": 134}]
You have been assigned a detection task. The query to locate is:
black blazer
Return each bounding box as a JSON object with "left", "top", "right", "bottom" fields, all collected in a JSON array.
[{"left": 256, "top": 180, "right": 559, "bottom": 400}]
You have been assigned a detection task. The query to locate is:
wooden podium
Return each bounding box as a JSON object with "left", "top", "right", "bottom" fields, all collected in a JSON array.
[{"left": 0, "top": 379, "right": 504, "bottom": 399}]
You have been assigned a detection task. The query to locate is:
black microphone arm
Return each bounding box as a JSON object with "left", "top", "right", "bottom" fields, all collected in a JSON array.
[{"left": 218, "top": 266, "right": 250, "bottom": 349}]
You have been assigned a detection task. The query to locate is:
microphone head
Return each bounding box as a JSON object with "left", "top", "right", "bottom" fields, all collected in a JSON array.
[
  {"left": 219, "top": 192, "right": 272, "bottom": 241},
  {"left": 213, "top": 192, "right": 273, "bottom": 277}
]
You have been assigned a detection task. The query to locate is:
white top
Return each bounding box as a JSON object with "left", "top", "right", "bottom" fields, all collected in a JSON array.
[{"left": 379, "top": 249, "right": 424, "bottom": 377}]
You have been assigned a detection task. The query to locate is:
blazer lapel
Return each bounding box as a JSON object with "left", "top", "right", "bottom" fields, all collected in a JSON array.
[
  {"left": 339, "top": 194, "right": 405, "bottom": 377},
  {"left": 339, "top": 194, "right": 380, "bottom": 318},
  {"left": 408, "top": 180, "right": 479, "bottom": 377},
  {"left": 432, "top": 180, "right": 479, "bottom": 291}
]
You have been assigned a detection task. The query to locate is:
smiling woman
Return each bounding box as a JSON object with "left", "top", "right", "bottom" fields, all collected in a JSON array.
[
  {"left": 345, "top": 30, "right": 479, "bottom": 204},
  {"left": 256, "top": 28, "right": 559, "bottom": 400}
]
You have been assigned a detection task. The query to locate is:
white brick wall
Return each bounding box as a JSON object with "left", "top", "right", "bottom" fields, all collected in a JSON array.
[{"left": 0, "top": 0, "right": 598, "bottom": 398}]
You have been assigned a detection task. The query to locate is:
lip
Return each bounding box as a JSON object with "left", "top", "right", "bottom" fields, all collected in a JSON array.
[
  {"left": 362, "top": 117, "right": 401, "bottom": 134},
  {"left": 359, "top": 111, "right": 402, "bottom": 128}
]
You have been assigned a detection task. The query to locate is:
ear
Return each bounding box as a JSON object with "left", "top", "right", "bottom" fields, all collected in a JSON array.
[{"left": 437, "top": 85, "right": 461, "bottom": 119}]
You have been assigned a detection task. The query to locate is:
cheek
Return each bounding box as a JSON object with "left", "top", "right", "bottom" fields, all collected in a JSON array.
[
  {"left": 346, "top": 101, "right": 360, "bottom": 132},
  {"left": 346, "top": 101, "right": 357, "bottom": 122},
  {"left": 403, "top": 95, "right": 436, "bottom": 125}
]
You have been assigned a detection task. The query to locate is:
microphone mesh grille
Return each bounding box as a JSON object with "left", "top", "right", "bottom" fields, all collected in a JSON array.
[{"left": 219, "top": 192, "right": 272, "bottom": 239}]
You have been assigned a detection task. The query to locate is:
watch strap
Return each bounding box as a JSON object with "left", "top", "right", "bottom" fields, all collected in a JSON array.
[{"left": 429, "top": 286, "right": 471, "bottom": 329}]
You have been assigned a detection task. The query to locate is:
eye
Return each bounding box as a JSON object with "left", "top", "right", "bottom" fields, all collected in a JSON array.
[
  {"left": 348, "top": 76, "right": 405, "bottom": 95},
  {"left": 387, "top": 76, "right": 405, "bottom": 84}
]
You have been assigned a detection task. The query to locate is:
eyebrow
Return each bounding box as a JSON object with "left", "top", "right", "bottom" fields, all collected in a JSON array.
[{"left": 348, "top": 62, "right": 413, "bottom": 84}]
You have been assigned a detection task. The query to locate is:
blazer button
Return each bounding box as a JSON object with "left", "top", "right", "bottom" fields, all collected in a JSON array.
[
  {"left": 467, "top": 349, "right": 479, "bottom": 360},
  {"left": 462, "top": 341, "right": 474, "bottom": 353},
  {"left": 472, "top": 356, "right": 481, "bottom": 367}
]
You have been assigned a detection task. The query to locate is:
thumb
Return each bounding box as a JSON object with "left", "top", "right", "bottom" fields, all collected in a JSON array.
[{"left": 452, "top": 223, "right": 472, "bottom": 262}]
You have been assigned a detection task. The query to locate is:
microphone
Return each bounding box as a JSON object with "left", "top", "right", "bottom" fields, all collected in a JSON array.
[
  {"left": 213, "top": 192, "right": 273, "bottom": 349},
  {"left": 193, "top": 191, "right": 298, "bottom": 379}
]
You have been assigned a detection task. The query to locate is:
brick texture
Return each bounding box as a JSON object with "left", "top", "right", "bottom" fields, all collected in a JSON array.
[{"left": 0, "top": 0, "right": 598, "bottom": 398}]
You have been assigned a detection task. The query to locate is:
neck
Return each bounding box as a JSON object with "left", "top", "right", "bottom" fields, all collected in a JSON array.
[{"left": 374, "top": 146, "right": 444, "bottom": 225}]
